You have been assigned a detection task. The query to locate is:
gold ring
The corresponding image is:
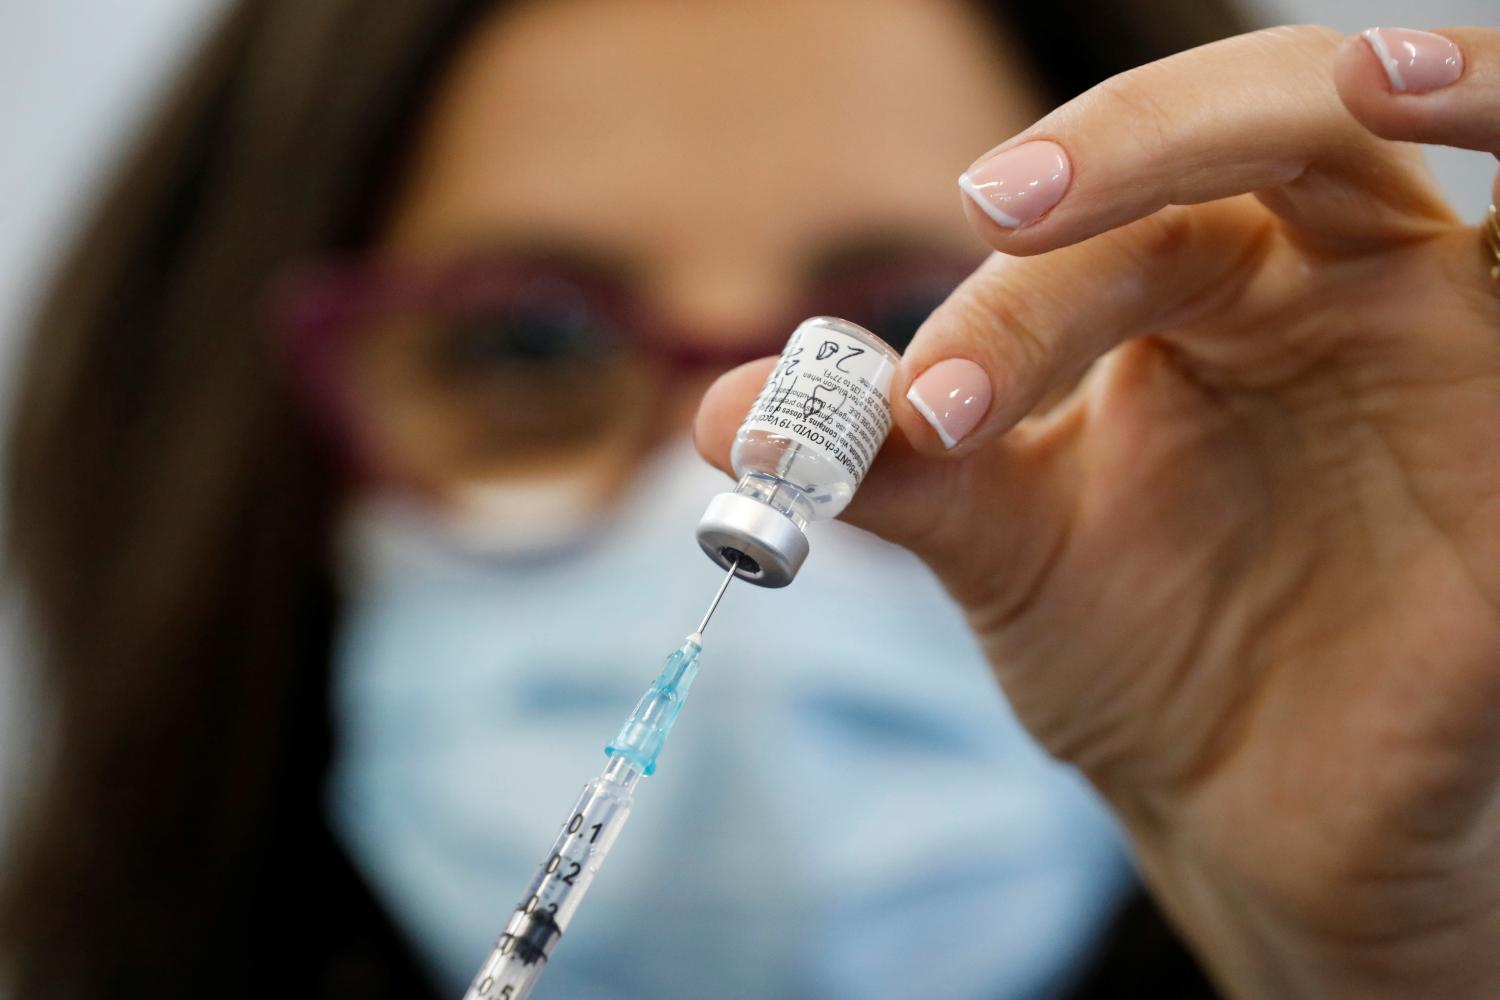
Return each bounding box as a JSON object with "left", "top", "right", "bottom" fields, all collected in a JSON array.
[{"left": 1484, "top": 204, "right": 1500, "bottom": 286}]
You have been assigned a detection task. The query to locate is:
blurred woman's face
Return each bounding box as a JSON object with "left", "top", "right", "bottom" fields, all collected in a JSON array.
[{"left": 350, "top": 0, "right": 1039, "bottom": 521}]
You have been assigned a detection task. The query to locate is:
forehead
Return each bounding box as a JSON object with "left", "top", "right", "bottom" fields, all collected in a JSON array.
[{"left": 385, "top": 0, "right": 1040, "bottom": 258}]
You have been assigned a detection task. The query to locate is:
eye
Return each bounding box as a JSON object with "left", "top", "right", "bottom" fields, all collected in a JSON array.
[
  {"left": 860, "top": 288, "right": 947, "bottom": 354},
  {"left": 816, "top": 258, "right": 975, "bottom": 354},
  {"left": 433, "top": 275, "right": 620, "bottom": 373}
]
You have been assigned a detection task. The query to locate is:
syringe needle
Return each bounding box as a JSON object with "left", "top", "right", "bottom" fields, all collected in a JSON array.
[{"left": 694, "top": 552, "right": 741, "bottom": 638}]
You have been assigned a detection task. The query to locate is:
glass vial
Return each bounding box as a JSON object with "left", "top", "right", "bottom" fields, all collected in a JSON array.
[{"left": 696, "top": 316, "right": 900, "bottom": 587}]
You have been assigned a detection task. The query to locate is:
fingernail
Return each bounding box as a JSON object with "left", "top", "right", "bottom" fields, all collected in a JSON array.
[
  {"left": 906, "top": 359, "right": 992, "bottom": 449},
  {"left": 958, "top": 140, "right": 1071, "bottom": 229},
  {"left": 1361, "top": 28, "right": 1463, "bottom": 94}
]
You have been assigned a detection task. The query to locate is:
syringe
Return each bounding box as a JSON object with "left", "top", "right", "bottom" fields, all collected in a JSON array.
[
  {"left": 459, "top": 557, "right": 740, "bottom": 1000},
  {"left": 462, "top": 316, "right": 901, "bottom": 998}
]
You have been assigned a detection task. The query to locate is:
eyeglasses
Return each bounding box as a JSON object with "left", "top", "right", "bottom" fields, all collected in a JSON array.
[{"left": 272, "top": 249, "right": 976, "bottom": 501}]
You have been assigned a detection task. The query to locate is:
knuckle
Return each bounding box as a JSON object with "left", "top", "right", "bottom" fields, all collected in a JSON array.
[
  {"left": 1077, "top": 24, "right": 1345, "bottom": 146},
  {"left": 954, "top": 261, "right": 1056, "bottom": 386},
  {"left": 1255, "top": 24, "right": 1346, "bottom": 86},
  {"left": 1112, "top": 207, "right": 1196, "bottom": 270},
  {"left": 1085, "top": 69, "right": 1175, "bottom": 153},
  {"left": 1282, "top": 23, "right": 1345, "bottom": 52},
  {"left": 1239, "top": 24, "right": 1344, "bottom": 70}
]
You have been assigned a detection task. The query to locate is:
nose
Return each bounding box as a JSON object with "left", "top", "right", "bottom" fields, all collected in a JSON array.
[{"left": 646, "top": 252, "right": 796, "bottom": 356}]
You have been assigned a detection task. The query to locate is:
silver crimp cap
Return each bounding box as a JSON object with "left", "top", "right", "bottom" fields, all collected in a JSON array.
[{"left": 696, "top": 491, "right": 809, "bottom": 588}]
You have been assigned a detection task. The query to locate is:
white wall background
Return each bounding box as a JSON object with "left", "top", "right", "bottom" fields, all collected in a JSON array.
[
  {"left": 0, "top": 0, "right": 1495, "bottom": 875},
  {"left": 0, "top": 0, "right": 227, "bottom": 368}
]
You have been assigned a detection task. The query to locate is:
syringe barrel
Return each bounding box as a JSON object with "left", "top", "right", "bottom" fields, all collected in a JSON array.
[{"left": 460, "top": 758, "right": 641, "bottom": 1000}]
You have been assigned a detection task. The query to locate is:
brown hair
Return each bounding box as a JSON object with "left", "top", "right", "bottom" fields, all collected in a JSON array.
[{"left": 1, "top": 0, "right": 1249, "bottom": 995}]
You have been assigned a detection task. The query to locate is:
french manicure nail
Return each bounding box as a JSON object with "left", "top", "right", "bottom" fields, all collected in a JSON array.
[
  {"left": 958, "top": 140, "right": 1071, "bottom": 229},
  {"left": 906, "top": 359, "right": 992, "bottom": 449},
  {"left": 1361, "top": 27, "right": 1463, "bottom": 94}
]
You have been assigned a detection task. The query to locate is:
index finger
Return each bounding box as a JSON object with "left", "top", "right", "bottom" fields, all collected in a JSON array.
[{"left": 960, "top": 25, "right": 1457, "bottom": 255}]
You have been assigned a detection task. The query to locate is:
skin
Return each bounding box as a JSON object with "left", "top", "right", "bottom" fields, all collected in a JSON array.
[
  {"left": 374, "top": 2, "right": 1500, "bottom": 995},
  {"left": 359, "top": 0, "right": 1037, "bottom": 519},
  {"left": 694, "top": 23, "right": 1500, "bottom": 1000},
  {"left": 375, "top": 0, "right": 1033, "bottom": 459}
]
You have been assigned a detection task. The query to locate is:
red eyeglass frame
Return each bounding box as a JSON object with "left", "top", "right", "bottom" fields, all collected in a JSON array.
[{"left": 269, "top": 250, "right": 977, "bottom": 482}]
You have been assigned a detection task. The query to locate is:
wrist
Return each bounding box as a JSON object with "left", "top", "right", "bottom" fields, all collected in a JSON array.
[{"left": 1117, "top": 799, "right": 1500, "bottom": 999}]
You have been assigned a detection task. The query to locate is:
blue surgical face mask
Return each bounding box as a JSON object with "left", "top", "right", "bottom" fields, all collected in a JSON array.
[{"left": 328, "top": 442, "right": 1132, "bottom": 1000}]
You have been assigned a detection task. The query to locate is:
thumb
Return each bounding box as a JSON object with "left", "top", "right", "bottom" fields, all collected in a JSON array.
[{"left": 692, "top": 356, "right": 1064, "bottom": 613}]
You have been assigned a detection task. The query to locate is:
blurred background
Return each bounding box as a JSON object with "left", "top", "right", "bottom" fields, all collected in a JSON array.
[{"left": 0, "top": 2, "right": 1495, "bottom": 998}]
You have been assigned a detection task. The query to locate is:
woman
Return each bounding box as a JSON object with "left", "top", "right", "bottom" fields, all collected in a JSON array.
[
  {"left": 1, "top": 3, "right": 1247, "bottom": 996},
  {"left": 12, "top": 0, "right": 1494, "bottom": 997}
]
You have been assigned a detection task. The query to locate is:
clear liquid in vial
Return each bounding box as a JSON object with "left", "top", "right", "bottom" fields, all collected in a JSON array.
[{"left": 731, "top": 316, "right": 900, "bottom": 520}]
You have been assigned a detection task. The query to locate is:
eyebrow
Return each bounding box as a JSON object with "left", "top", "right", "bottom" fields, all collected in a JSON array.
[
  {"left": 393, "top": 224, "right": 982, "bottom": 291},
  {"left": 439, "top": 236, "right": 647, "bottom": 287}
]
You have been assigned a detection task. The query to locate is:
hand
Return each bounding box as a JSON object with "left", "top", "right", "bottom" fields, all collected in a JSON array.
[{"left": 698, "top": 25, "right": 1500, "bottom": 999}]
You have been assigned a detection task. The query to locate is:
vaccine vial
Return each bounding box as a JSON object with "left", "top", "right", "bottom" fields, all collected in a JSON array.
[{"left": 697, "top": 316, "right": 900, "bottom": 587}]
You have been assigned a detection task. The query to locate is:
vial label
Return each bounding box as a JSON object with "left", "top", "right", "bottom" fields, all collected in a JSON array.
[{"left": 742, "top": 319, "right": 896, "bottom": 486}]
